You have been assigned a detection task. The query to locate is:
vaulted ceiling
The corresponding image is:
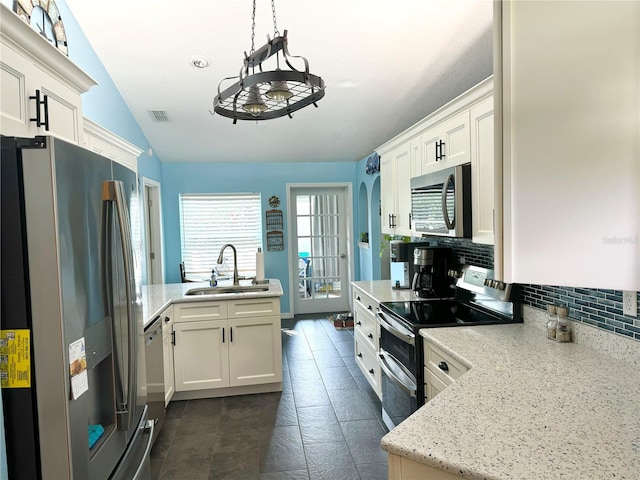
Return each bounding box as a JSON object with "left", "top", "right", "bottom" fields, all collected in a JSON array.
[{"left": 65, "top": 0, "right": 493, "bottom": 163}]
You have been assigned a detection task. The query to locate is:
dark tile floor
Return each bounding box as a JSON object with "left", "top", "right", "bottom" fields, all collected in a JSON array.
[{"left": 150, "top": 316, "right": 388, "bottom": 480}]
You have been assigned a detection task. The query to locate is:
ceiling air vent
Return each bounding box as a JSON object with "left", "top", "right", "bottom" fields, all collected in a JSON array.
[{"left": 148, "top": 110, "right": 170, "bottom": 122}]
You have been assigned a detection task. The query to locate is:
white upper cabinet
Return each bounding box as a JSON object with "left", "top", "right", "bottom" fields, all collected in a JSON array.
[
  {"left": 470, "top": 97, "right": 494, "bottom": 245},
  {"left": 417, "top": 110, "right": 471, "bottom": 177},
  {"left": 0, "top": 4, "right": 96, "bottom": 143},
  {"left": 499, "top": 0, "right": 639, "bottom": 290},
  {"left": 380, "top": 141, "right": 412, "bottom": 236}
]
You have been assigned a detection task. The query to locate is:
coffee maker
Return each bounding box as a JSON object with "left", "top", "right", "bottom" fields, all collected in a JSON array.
[
  {"left": 390, "top": 241, "right": 429, "bottom": 289},
  {"left": 412, "top": 247, "right": 452, "bottom": 298}
]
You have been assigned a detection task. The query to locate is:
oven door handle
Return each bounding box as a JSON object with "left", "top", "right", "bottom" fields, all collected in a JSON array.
[
  {"left": 377, "top": 311, "right": 415, "bottom": 346},
  {"left": 378, "top": 351, "right": 417, "bottom": 398}
]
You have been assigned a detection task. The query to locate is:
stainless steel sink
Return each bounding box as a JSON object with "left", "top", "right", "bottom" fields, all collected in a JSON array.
[{"left": 185, "top": 284, "right": 270, "bottom": 296}]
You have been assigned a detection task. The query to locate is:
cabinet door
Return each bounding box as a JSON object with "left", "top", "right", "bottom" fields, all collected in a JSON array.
[
  {"left": 470, "top": 97, "right": 495, "bottom": 245},
  {"left": 161, "top": 307, "right": 175, "bottom": 406},
  {"left": 439, "top": 110, "right": 470, "bottom": 168},
  {"left": 394, "top": 142, "right": 412, "bottom": 236},
  {"left": 173, "top": 320, "right": 229, "bottom": 391},
  {"left": 227, "top": 316, "right": 282, "bottom": 387},
  {"left": 380, "top": 152, "right": 395, "bottom": 234},
  {"left": 501, "top": 1, "right": 639, "bottom": 289},
  {"left": 419, "top": 128, "right": 441, "bottom": 175}
]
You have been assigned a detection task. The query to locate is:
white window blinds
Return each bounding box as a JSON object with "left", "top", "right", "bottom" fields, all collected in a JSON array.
[{"left": 179, "top": 193, "right": 263, "bottom": 280}]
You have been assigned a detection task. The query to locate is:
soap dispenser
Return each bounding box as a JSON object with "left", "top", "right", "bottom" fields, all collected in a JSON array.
[{"left": 209, "top": 269, "right": 217, "bottom": 287}]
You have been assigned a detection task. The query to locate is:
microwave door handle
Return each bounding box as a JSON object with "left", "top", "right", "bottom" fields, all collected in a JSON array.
[
  {"left": 377, "top": 351, "right": 417, "bottom": 398},
  {"left": 441, "top": 173, "right": 455, "bottom": 230}
]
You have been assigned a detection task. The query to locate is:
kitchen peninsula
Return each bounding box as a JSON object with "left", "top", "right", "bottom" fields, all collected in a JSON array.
[
  {"left": 381, "top": 320, "right": 640, "bottom": 480},
  {"left": 141, "top": 279, "right": 284, "bottom": 402}
]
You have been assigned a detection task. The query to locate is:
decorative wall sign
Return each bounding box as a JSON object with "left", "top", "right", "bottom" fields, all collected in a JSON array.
[
  {"left": 365, "top": 152, "right": 380, "bottom": 174},
  {"left": 266, "top": 231, "right": 284, "bottom": 251},
  {"left": 265, "top": 209, "right": 283, "bottom": 230},
  {"left": 268, "top": 195, "right": 281, "bottom": 208}
]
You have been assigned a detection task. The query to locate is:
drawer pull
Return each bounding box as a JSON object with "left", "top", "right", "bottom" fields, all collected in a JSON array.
[
  {"left": 438, "top": 361, "right": 449, "bottom": 372},
  {"left": 367, "top": 333, "right": 374, "bottom": 339},
  {"left": 356, "top": 321, "right": 362, "bottom": 326},
  {"left": 368, "top": 368, "right": 375, "bottom": 375},
  {"left": 164, "top": 316, "right": 171, "bottom": 323},
  {"left": 357, "top": 353, "right": 363, "bottom": 358},
  {"left": 367, "top": 305, "right": 372, "bottom": 310},
  {"left": 356, "top": 295, "right": 361, "bottom": 301}
]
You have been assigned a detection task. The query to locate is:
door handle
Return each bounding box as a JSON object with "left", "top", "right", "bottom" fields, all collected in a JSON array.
[{"left": 340, "top": 253, "right": 346, "bottom": 259}]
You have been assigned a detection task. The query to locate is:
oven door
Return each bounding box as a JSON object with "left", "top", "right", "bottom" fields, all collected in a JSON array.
[{"left": 378, "top": 349, "right": 417, "bottom": 431}]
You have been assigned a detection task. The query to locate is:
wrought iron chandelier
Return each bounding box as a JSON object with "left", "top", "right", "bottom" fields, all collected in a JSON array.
[{"left": 213, "top": 0, "right": 325, "bottom": 123}]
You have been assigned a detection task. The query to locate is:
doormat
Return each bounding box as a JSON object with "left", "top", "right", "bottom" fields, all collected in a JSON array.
[{"left": 329, "top": 313, "right": 353, "bottom": 329}]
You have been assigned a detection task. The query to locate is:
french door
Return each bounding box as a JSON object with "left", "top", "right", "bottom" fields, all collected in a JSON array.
[{"left": 288, "top": 185, "right": 352, "bottom": 314}]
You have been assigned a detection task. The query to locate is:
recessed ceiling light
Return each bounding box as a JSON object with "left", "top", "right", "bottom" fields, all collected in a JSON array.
[{"left": 190, "top": 55, "right": 210, "bottom": 69}]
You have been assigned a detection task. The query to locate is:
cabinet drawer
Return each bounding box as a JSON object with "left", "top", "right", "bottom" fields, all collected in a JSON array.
[
  {"left": 353, "top": 302, "right": 377, "bottom": 351},
  {"left": 227, "top": 297, "right": 279, "bottom": 318},
  {"left": 424, "top": 366, "right": 448, "bottom": 402},
  {"left": 354, "top": 332, "right": 380, "bottom": 397},
  {"left": 424, "top": 339, "right": 468, "bottom": 386},
  {"left": 174, "top": 301, "right": 227, "bottom": 322},
  {"left": 353, "top": 288, "right": 378, "bottom": 316}
]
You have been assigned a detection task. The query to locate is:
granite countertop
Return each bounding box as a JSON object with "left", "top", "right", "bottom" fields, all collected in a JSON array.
[
  {"left": 381, "top": 323, "right": 640, "bottom": 479},
  {"left": 352, "top": 280, "right": 424, "bottom": 303},
  {"left": 140, "top": 279, "right": 283, "bottom": 328}
]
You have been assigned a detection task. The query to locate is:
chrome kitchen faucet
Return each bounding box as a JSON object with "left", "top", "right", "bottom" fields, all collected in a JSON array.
[{"left": 217, "top": 244, "right": 239, "bottom": 285}]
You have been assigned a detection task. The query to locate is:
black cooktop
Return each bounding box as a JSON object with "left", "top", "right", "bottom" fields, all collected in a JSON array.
[{"left": 380, "top": 299, "right": 519, "bottom": 330}]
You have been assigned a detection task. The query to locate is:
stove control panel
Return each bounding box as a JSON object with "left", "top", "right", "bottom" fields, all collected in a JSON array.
[{"left": 456, "top": 265, "right": 513, "bottom": 302}]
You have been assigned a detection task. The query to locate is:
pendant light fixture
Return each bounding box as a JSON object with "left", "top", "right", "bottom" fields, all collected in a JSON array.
[{"left": 213, "top": 0, "right": 325, "bottom": 123}]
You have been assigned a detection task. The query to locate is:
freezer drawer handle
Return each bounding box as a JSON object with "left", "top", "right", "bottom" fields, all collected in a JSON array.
[
  {"left": 132, "top": 419, "right": 155, "bottom": 480},
  {"left": 376, "top": 311, "right": 415, "bottom": 346}
]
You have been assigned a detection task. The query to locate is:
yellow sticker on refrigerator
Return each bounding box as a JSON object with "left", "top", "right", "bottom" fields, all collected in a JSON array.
[{"left": 0, "top": 329, "right": 31, "bottom": 388}]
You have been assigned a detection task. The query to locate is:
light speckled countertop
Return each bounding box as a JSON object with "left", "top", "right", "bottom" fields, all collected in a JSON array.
[
  {"left": 352, "top": 280, "right": 423, "bottom": 303},
  {"left": 140, "top": 279, "right": 283, "bottom": 328},
  {"left": 380, "top": 323, "right": 640, "bottom": 479}
]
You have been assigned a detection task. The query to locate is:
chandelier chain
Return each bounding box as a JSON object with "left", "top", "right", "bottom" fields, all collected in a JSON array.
[
  {"left": 271, "top": 0, "right": 280, "bottom": 37},
  {"left": 250, "top": 0, "right": 257, "bottom": 54}
]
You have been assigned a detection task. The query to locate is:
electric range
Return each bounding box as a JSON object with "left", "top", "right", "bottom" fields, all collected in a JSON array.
[{"left": 376, "top": 265, "right": 521, "bottom": 431}]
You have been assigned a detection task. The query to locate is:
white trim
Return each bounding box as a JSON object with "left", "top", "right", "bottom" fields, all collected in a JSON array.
[
  {"left": 0, "top": 3, "right": 97, "bottom": 93},
  {"left": 142, "top": 177, "right": 165, "bottom": 284},
  {"left": 286, "top": 182, "right": 354, "bottom": 316},
  {"left": 83, "top": 118, "right": 143, "bottom": 158},
  {"left": 375, "top": 76, "right": 494, "bottom": 157}
]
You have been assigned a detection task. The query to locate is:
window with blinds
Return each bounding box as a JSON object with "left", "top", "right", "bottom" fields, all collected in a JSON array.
[{"left": 179, "top": 193, "right": 263, "bottom": 280}]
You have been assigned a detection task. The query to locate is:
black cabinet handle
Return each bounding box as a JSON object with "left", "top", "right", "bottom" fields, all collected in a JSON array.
[
  {"left": 171, "top": 331, "right": 175, "bottom": 346},
  {"left": 368, "top": 369, "right": 375, "bottom": 375},
  {"left": 222, "top": 327, "right": 225, "bottom": 343},
  {"left": 29, "top": 90, "right": 49, "bottom": 131},
  {"left": 367, "top": 305, "right": 372, "bottom": 310},
  {"left": 435, "top": 141, "right": 440, "bottom": 161},
  {"left": 356, "top": 321, "right": 362, "bottom": 326},
  {"left": 356, "top": 296, "right": 361, "bottom": 301},
  {"left": 357, "top": 353, "right": 363, "bottom": 358},
  {"left": 367, "top": 333, "right": 374, "bottom": 339},
  {"left": 230, "top": 327, "right": 233, "bottom": 342},
  {"left": 164, "top": 316, "right": 171, "bottom": 323},
  {"left": 439, "top": 140, "right": 446, "bottom": 159},
  {"left": 438, "top": 361, "right": 449, "bottom": 372},
  {"left": 409, "top": 212, "right": 412, "bottom": 229}
]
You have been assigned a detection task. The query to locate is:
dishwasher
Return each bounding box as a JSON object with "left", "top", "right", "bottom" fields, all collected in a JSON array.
[{"left": 144, "top": 315, "right": 165, "bottom": 445}]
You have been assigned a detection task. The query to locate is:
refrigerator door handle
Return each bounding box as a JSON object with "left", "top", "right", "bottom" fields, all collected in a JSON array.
[{"left": 103, "top": 180, "right": 137, "bottom": 432}]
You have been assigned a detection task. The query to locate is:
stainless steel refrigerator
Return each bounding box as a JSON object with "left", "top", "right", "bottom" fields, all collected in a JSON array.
[{"left": 1, "top": 135, "right": 152, "bottom": 479}]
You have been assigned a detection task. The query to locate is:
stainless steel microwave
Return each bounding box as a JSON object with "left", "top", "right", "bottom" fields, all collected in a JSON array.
[{"left": 410, "top": 164, "right": 472, "bottom": 238}]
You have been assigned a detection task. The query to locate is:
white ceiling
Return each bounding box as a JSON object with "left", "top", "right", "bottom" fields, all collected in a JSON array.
[{"left": 64, "top": 0, "right": 493, "bottom": 163}]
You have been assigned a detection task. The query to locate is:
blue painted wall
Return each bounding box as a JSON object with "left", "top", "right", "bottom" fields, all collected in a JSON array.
[
  {"left": 161, "top": 161, "right": 357, "bottom": 314},
  {"left": 354, "top": 154, "right": 382, "bottom": 281}
]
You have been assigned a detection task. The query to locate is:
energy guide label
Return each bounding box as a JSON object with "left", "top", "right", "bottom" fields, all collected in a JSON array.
[{"left": 0, "top": 330, "right": 31, "bottom": 388}]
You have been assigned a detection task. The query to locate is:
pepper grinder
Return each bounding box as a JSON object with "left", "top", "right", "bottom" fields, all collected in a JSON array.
[
  {"left": 546, "top": 304, "right": 557, "bottom": 339},
  {"left": 556, "top": 306, "right": 571, "bottom": 342}
]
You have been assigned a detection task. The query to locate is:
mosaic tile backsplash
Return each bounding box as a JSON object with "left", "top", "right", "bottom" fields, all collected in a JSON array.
[{"left": 412, "top": 237, "right": 640, "bottom": 342}]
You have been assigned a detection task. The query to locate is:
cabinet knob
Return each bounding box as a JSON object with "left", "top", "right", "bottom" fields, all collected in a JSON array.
[
  {"left": 356, "top": 295, "right": 361, "bottom": 301},
  {"left": 368, "top": 368, "right": 375, "bottom": 375},
  {"left": 367, "top": 305, "right": 372, "bottom": 310},
  {"left": 367, "top": 333, "right": 374, "bottom": 339},
  {"left": 164, "top": 316, "right": 171, "bottom": 323},
  {"left": 357, "top": 353, "right": 363, "bottom": 358},
  {"left": 356, "top": 321, "right": 362, "bottom": 326},
  {"left": 438, "top": 361, "right": 449, "bottom": 372}
]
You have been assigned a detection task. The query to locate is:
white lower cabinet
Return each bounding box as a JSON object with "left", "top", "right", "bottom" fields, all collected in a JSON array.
[
  {"left": 352, "top": 286, "right": 381, "bottom": 398},
  {"left": 423, "top": 337, "right": 468, "bottom": 403},
  {"left": 388, "top": 454, "right": 463, "bottom": 480},
  {"left": 173, "top": 298, "right": 282, "bottom": 394},
  {"left": 160, "top": 306, "right": 175, "bottom": 406}
]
